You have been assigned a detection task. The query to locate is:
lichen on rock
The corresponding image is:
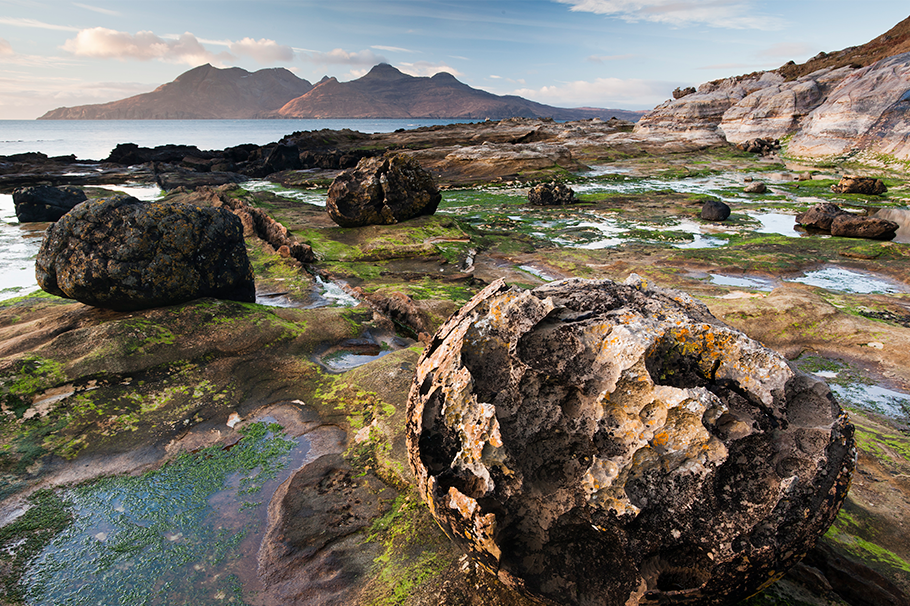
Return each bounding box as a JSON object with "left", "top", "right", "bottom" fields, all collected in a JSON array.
[{"left": 407, "top": 276, "right": 855, "bottom": 606}]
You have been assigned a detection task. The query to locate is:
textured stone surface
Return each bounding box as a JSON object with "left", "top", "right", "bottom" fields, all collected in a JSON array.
[
  {"left": 743, "top": 181, "right": 768, "bottom": 193},
  {"left": 326, "top": 154, "right": 441, "bottom": 227},
  {"left": 407, "top": 277, "right": 854, "bottom": 606},
  {"left": 36, "top": 195, "right": 255, "bottom": 311},
  {"left": 12, "top": 185, "right": 86, "bottom": 222},
  {"left": 527, "top": 182, "right": 576, "bottom": 206}
]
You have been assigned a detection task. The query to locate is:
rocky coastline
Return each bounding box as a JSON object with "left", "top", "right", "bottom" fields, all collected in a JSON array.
[{"left": 2, "top": 71, "right": 910, "bottom": 606}]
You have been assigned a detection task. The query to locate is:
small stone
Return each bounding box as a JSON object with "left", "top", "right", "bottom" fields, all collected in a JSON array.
[
  {"left": 744, "top": 181, "right": 767, "bottom": 194},
  {"left": 700, "top": 199, "right": 731, "bottom": 221}
]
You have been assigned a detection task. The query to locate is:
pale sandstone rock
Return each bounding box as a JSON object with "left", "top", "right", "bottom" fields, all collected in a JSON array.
[
  {"left": 788, "top": 52, "right": 910, "bottom": 160},
  {"left": 408, "top": 277, "right": 854, "bottom": 606}
]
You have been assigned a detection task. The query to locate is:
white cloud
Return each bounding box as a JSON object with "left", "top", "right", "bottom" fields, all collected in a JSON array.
[
  {"left": 0, "top": 17, "right": 79, "bottom": 31},
  {"left": 300, "top": 48, "right": 387, "bottom": 66},
  {"left": 556, "top": 0, "right": 787, "bottom": 31},
  {"left": 62, "top": 28, "right": 228, "bottom": 65},
  {"left": 0, "top": 39, "right": 13, "bottom": 56},
  {"left": 229, "top": 37, "right": 294, "bottom": 64},
  {"left": 73, "top": 3, "right": 121, "bottom": 16},
  {"left": 371, "top": 45, "right": 416, "bottom": 53},
  {"left": 397, "top": 61, "right": 462, "bottom": 77},
  {"left": 0, "top": 72, "right": 155, "bottom": 119},
  {"left": 587, "top": 54, "right": 634, "bottom": 63},
  {"left": 513, "top": 77, "right": 675, "bottom": 108}
]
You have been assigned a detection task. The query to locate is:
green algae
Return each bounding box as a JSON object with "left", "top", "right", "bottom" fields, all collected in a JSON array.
[
  {"left": 22, "top": 422, "right": 296, "bottom": 606},
  {"left": 0, "top": 355, "right": 66, "bottom": 419}
]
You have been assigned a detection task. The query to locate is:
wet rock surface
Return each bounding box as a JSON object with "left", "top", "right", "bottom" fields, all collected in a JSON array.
[
  {"left": 796, "top": 202, "right": 899, "bottom": 240},
  {"left": 326, "top": 154, "right": 442, "bottom": 227},
  {"left": 35, "top": 194, "right": 255, "bottom": 310},
  {"left": 12, "top": 185, "right": 87, "bottom": 223},
  {"left": 408, "top": 277, "right": 854, "bottom": 606},
  {"left": 527, "top": 182, "right": 576, "bottom": 206}
]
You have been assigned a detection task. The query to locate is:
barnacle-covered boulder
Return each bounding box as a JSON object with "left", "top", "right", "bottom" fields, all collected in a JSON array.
[
  {"left": 407, "top": 277, "right": 854, "bottom": 606},
  {"left": 36, "top": 195, "right": 255, "bottom": 311}
]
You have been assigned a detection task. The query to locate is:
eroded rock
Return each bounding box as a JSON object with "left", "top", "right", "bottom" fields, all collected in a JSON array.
[
  {"left": 326, "top": 154, "right": 441, "bottom": 227},
  {"left": 407, "top": 277, "right": 854, "bottom": 606},
  {"left": 830, "top": 213, "right": 898, "bottom": 240},
  {"left": 527, "top": 182, "right": 576, "bottom": 206},
  {"left": 830, "top": 175, "right": 887, "bottom": 195},
  {"left": 743, "top": 181, "right": 768, "bottom": 193},
  {"left": 35, "top": 195, "right": 255, "bottom": 311},
  {"left": 796, "top": 202, "right": 847, "bottom": 231}
]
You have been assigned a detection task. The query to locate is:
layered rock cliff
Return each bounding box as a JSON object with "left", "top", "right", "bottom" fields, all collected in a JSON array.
[{"left": 635, "top": 15, "right": 910, "bottom": 163}]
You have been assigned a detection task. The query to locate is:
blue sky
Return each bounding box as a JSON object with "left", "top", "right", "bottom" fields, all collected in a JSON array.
[{"left": 1, "top": 0, "right": 908, "bottom": 119}]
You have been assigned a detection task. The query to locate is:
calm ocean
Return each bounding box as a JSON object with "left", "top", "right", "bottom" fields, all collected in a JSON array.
[{"left": 0, "top": 118, "right": 478, "bottom": 161}]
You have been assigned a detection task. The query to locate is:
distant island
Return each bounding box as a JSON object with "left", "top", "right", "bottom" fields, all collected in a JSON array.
[{"left": 38, "top": 63, "right": 646, "bottom": 122}]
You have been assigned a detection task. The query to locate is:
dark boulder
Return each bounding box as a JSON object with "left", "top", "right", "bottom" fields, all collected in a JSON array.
[
  {"left": 831, "top": 176, "right": 887, "bottom": 195},
  {"left": 326, "top": 154, "right": 441, "bottom": 227},
  {"left": 36, "top": 195, "right": 255, "bottom": 311},
  {"left": 527, "top": 182, "right": 576, "bottom": 206},
  {"left": 700, "top": 198, "right": 731, "bottom": 221},
  {"left": 830, "top": 214, "right": 898, "bottom": 240},
  {"left": 407, "top": 277, "right": 854, "bottom": 606},
  {"left": 12, "top": 185, "right": 86, "bottom": 222},
  {"left": 796, "top": 202, "right": 847, "bottom": 231},
  {"left": 106, "top": 143, "right": 213, "bottom": 165}
]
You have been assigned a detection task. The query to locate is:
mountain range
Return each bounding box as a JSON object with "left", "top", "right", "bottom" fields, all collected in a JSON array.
[{"left": 38, "top": 63, "right": 645, "bottom": 122}]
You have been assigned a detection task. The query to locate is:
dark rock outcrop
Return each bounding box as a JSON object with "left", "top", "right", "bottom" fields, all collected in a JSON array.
[
  {"left": 36, "top": 195, "right": 255, "bottom": 311},
  {"left": 326, "top": 154, "right": 441, "bottom": 227},
  {"left": 736, "top": 137, "right": 780, "bottom": 154},
  {"left": 407, "top": 277, "right": 854, "bottom": 606},
  {"left": 830, "top": 213, "right": 898, "bottom": 239},
  {"left": 12, "top": 185, "right": 86, "bottom": 222},
  {"left": 700, "top": 199, "right": 731, "bottom": 221},
  {"left": 527, "top": 182, "right": 576, "bottom": 206},
  {"left": 796, "top": 202, "right": 848, "bottom": 231},
  {"left": 830, "top": 175, "right": 887, "bottom": 195}
]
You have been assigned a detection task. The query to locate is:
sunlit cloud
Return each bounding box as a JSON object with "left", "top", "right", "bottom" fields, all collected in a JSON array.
[
  {"left": 73, "top": 3, "right": 121, "bottom": 16},
  {"left": 488, "top": 74, "right": 525, "bottom": 85},
  {"left": 0, "top": 73, "right": 155, "bottom": 119},
  {"left": 555, "top": 0, "right": 787, "bottom": 31},
  {"left": 0, "top": 39, "right": 13, "bottom": 56},
  {"left": 397, "top": 61, "right": 462, "bottom": 77},
  {"left": 229, "top": 37, "right": 294, "bottom": 64},
  {"left": 300, "top": 48, "right": 387, "bottom": 66},
  {"left": 514, "top": 77, "right": 675, "bottom": 108},
  {"left": 0, "top": 17, "right": 79, "bottom": 31},
  {"left": 62, "top": 28, "right": 229, "bottom": 65}
]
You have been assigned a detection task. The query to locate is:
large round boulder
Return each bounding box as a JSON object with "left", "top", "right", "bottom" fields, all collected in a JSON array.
[
  {"left": 13, "top": 185, "right": 87, "bottom": 222},
  {"left": 407, "top": 277, "right": 854, "bottom": 606},
  {"left": 36, "top": 195, "right": 255, "bottom": 311},
  {"left": 326, "top": 154, "right": 441, "bottom": 227}
]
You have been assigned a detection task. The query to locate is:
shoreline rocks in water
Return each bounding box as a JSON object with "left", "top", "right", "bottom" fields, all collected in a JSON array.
[
  {"left": 408, "top": 277, "right": 854, "bottom": 606},
  {"left": 13, "top": 185, "right": 87, "bottom": 222},
  {"left": 35, "top": 195, "right": 255, "bottom": 311}
]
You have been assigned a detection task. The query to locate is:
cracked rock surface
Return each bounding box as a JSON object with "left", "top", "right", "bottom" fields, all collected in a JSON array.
[{"left": 407, "top": 277, "right": 855, "bottom": 606}]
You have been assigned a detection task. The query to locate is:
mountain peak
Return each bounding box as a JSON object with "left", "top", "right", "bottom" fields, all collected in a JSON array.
[{"left": 361, "top": 63, "right": 410, "bottom": 80}]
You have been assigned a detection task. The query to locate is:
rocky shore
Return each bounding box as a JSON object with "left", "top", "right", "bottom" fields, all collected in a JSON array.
[{"left": 2, "top": 108, "right": 910, "bottom": 606}]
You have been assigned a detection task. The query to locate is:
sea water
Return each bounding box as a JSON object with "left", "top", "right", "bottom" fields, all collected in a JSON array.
[{"left": 0, "top": 118, "right": 479, "bottom": 161}]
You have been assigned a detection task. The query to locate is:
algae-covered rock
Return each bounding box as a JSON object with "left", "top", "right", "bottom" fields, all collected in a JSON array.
[
  {"left": 326, "top": 154, "right": 441, "bottom": 227},
  {"left": 527, "top": 182, "right": 576, "bottom": 206},
  {"left": 35, "top": 194, "right": 255, "bottom": 311},
  {"left": 407, "top": 277, "right": 854, "bottom": 606}
]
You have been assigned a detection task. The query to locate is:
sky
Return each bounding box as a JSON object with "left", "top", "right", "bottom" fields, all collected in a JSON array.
[{"left": 1, "top": 0, "right": 908, "bottom": 120}]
